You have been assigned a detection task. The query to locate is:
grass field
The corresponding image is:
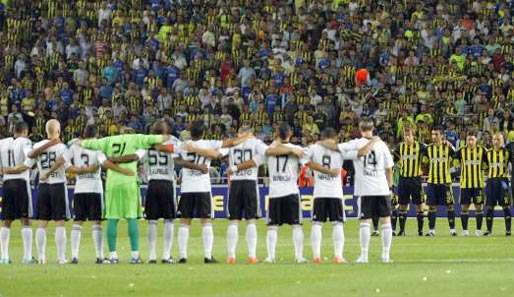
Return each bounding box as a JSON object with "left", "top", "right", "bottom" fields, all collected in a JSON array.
[{"left": 0, "top": 218, "right": 513, "bottom": 297}]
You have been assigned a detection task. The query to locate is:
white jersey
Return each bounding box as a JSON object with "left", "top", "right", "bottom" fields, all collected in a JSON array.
[
  {"left": 266, "top": 143, "right": 303, "bottom": 198},
  {"left": 63, "top": 140, "right": 106, "bottom": 194},
  {"left": 302, "top": 143, "right": 358, "bottom": 198},
  {"left": 137, "top": 137, "right": 182, "bottom": 182},
  {"left": 339, "top": 138, "right": 394, "bottom": 196},
  {"left": 228, "top": 137, "right": 268, "bottom": 181},
  {"left": 180, "top": 139, "right": 223, "bottom": 193},
  {"left": 0, "top": 137, "right": 30, "bottom": 181},
  {"left": 25, "top": 140, "right": 69, "bottom": 184}
]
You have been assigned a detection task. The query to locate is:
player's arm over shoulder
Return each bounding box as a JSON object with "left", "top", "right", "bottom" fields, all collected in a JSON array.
[
  {"left": 81, "top": 137, "right": 109, "bottom": 152},
  {"left": 134, "top": 134, "right": 166, "bottom": 149},
  {"left": 266, "top": 142, "right": 303, "bottom": 158}
]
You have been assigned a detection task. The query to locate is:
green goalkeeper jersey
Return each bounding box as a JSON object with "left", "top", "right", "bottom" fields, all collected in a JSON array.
[{"left": 82, "top": 134, "right": 164, "bottom": 186}]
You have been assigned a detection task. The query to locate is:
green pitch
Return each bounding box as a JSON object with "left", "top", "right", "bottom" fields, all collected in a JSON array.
[{"left": 0, "top": 219, "right": 513, "bottom": 297}]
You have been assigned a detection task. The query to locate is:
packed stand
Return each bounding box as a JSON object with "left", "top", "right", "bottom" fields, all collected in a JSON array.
[{"left": 0, "top": 0, "right": 513, "bottom": 174}]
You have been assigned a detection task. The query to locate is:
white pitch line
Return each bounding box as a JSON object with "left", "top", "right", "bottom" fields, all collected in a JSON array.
[{"left": 395, "top": 258, "right": 514, "bottom": 264}]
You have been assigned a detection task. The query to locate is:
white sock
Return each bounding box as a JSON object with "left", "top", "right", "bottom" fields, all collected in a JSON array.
[
  {"left": 311, "top": 223, "right": 322, "bottom": 259},
  {"left": 266, "top": 226, "right": 278, "bottom": 260},
  {"left": 162, "top": 220, "right": 174, "bottom": 260},
  {"left": 333, "top": 222, "right": 345, "bottom": 259},
  {"left": 36, "top": 228, "right": 47, "bottom": 262},
  {"left": 92, "top": 224, "right": 103, "bottom": 259},
  {"left": 147, "top": 220, "right": 158, "bottom": 260},
  {"left": 359, "top": 222, "right": 371, "bottom": 259},
  {"left": 381, "top": 223, "right": 393, "bottom": 259},
  {"left": 0, "top": 227, "right": 10, "bottom": 260},
  {"left": 71, "top": 224, "right": 82, "bottom": 259},
  {"left": 21, "top": 227, "right": 33, "bottom": 260},
  {"left": 293, "top": 225, "right": 304, "bottom": 260},
  {"left": 109, "top": 251, "right": 118, "bottom": 259},
  {"left": 226, "top": 223, "right": 238, "bottom": 258},
  {"left": 55, "top": 226, "right": 67, "bottom": 262},
  {"left": 178, "top": 224, "right": 189, "bottom": 259},
  {"left": 202, "top": 223, "right": 214, "bottom": 259},
  {"left": 246, "top": 223, "right": 257, "bottom": 259}
]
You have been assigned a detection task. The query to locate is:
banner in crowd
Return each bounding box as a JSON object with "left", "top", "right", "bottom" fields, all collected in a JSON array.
[{"left": 1, "top": 185, "right": 502, "bottom": 219}]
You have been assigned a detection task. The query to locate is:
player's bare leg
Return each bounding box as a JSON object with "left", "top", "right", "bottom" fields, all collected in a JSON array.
[{"left": 177, "top": 218, "right": 191, "bottom": 263}]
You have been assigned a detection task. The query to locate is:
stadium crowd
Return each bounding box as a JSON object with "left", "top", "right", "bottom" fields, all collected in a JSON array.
[{"left": 0, "top": 0, "right": 513, "bottom": 160}]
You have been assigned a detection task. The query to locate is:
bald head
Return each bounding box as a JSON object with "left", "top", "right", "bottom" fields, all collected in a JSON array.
[{"left": 45, "top": 119, "right": 61, "bottom": 139}]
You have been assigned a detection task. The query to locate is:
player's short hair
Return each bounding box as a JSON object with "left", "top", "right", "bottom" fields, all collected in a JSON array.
[
  {"left": 82, "top": 125, "right": 97, "bottom": 139},
  {"left": 45, "top": 119, "right": 60, "bottom": 135},
  {"left": 151, "top": 120, "right": 170, "bottom": 135},
  {"left": 238, "top": 124, "right": 253, "bottom": 134},
  {"left": 278, "top": 122, "right": 291, "bottom": 141},
  {"left": 190, "top": 120, "right": 206, "bottom": 139},
  {"left": 14, "top": 121, "right": 28, "bottom": 134},
  {"left": 320, "top": 127, "right": 337, "bottom": 140},
  {"left": 358, "top": 118, "right": 374, "bottom": 132}
]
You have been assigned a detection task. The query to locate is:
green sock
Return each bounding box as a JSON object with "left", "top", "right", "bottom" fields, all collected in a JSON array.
[
  {"left": 107, "top": 219, "right": 119, "bottom": 252},
  {"left": 127, "top": 219, "right": 139, "bottom": 252}
]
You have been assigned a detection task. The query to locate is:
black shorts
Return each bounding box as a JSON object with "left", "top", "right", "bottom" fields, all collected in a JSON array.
[
  {"left": 398, "top": 177, "right": 422, "bottom": 205},
  {"left": 426, "top": 183, "right": 454, "bottom": 206},
  {"left": 1, "top": 179, "right": 32, "bottom": 220},
  {"left": 358, "top": 196, "right": 392, "bottom": 220},
  {"left": 460, "top": 188, "right": 484, "bottom": 205},
  {"left": 486, "top": 178, "right": 510, "bottom": 207},
  {"left": 36, "top": 183, "right": 70, "bottom": 221},
  {"left": 145, "top": 180, "right": 177, "bottom": 220},
  {"left": 227, "top": 180, "right": 260, "bottom": 220},
  {"left": 267, "top": 194, "right": 301, "bottom": 226},
  {"left": 177, "top": 192, "right": 212, "bottom": 219},
  {"left": 312, "top": 198, "right": 344, "bottom": 223},
  {"left": 73, "top": 193, "right": 103, "bottom": 221}
]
